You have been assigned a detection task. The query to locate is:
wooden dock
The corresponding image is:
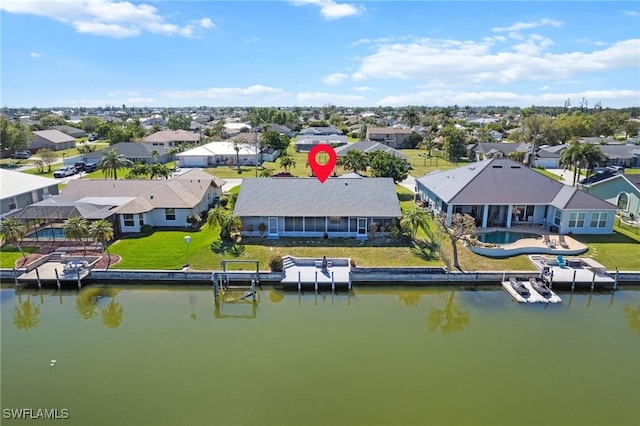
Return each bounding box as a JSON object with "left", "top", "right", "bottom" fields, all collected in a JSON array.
[{"left": 15, "top": 254, "right": 100, "bottom": 287}]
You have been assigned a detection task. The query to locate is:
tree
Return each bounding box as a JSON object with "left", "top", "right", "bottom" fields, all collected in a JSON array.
[
  {"left": 98, "top": 148, "right": 132, "bottom": 179},
  {"left": 1, "top": 217, "right": 28, "bottom": 261},
  {"left": 126, "top": 162, "right": 150, "bottom": 179},
  {"left": 580, "top": 143, "right": 606, "bottom": 177},
  {"left": 167, "top": 147, "right": 180, "bottom": 169},
  {"left": 369, "top": 151, "right": 410, "bottom": 183},
  {"left": 279, "top": 154, "right": 296, "bottom": 172},
  {"left": 206, "top": 206, "right": 241, "bottom": 241},
  {"left": 81, "top": 116, "right": 100, "bottom": 133},
  {"left": 231, "top": 137, "right": 245, "bottom": 170},
  {"left": 399, "top": 209, "right": 429, "bottom": 239},
  {"left": 37, "top": 148, "right": 57, "bottom": 172},
  {"left": 507, "top": 150, "right": 526, "bottom": 163},
  {"left": 150, "top": 163, "right": 172, "bottom": 179},
  {"left": 260, "top": 168, "right": 273, "bottom": 177},
  {"left": 0, "top": 117, "right": 34, "bottom": 154},
  {"left": 39, "top": 114, "right": 67, "bottom": 128},
  {"left": 166, "top": 114, "right": 191, "bottom": 130},
  {"left": 338, "top": 150, "right": 368, "bottom": 173},
  {"left": 401, "top": 106, "right": 420, "bottom": 128},
  {"left": 150, "top": 149, "right": 159, "bottom": 163},
  {"left": 559, "top": 143, "right": 584, "bottom": 186},
  {"left": 440, "top": 125, "right": 467, "bottom": 161},
  {"left": 63, "top": 216, "right": 89, "bottom": 254},
  {"left": 89, "top": 219, "right": 114, "bottom": 269},
  {"left": 437, "top": 213, "right": 476, "bottom": 271}
]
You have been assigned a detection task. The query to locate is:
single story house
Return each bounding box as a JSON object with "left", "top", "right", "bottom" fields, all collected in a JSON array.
[
  {"left": 334, "top": 140, "right": 408, "bottom": 160},
  {"left": 534, "top": 145, "right": 568, "bottom": 169},
  {"left": 579, "top": 172, "right": 640, "bottom": 220},
  {"left": 30, "top": 130, "right": 76, "bottom": 151},
  {"left": 597, "top": 145, "right": 640, "bottom": 168},
  {"left": 15, "top": 169, "right": 225, "bottom": 234},
  {"left": 85, "top": 142, "right": 170, "bottom": 164},
  {"left": 467, "top": 142, "right": 532, "bottom": 162},
  {"left": 294, "top": 135, "right": 348, "bottom": 152},
  {"left": 298, "top": 126, "right": 343, "bottom": 136},
  {"left": 142, "top": 129, "right": 201, "bottom": 147},
  {"left": 0, "top": 169, "right": 59, "bottom": 218},
  {"left": 415, "top": 158, "right": 618, "bottom": 235},
  {"left": 52, "top": 125, "right": 87, "bottom": 139},
  {"left": 366, "top": 127, "right": 413, "bottom": 149},
  {"left": 234, "top": 178, "right": 401, "bottom": 239},
  {"left": 177, "top": 141, "right": 261, "bottom": 168}
]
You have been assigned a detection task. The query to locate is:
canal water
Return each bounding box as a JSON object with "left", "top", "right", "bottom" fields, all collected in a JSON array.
[{"left": 1, "top": 285, "right": 639, "bottom": 426}]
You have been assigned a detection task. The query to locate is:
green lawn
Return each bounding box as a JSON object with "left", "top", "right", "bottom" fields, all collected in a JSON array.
[
  {"left": 573, "top": 231, "right": 640, "bottom": 271},
  {"left": 624, "top": 168, "right": 640, "bottom": 175},
  {"left": 0, "top": 246, "right": 40, "bottom": 269},
  {"left": 532, "top": 167, "right": 562, "bottom": 181}
]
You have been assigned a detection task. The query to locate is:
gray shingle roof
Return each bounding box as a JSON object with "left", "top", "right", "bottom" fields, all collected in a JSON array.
[
  {"left": 93, "top": 142, "right": 168, "bottom": 158},
  {"left": 143, "top": 129, "right": 201, "bottom": 143},
  {"left": 32, "top": 130, "right": 75, "bottom": 144},
  {"left": 233, "top": 178, "right": 401, "bottom": 217},
  {"left": 334, "top": 140, "right": 408, "bottom": 160},
  {"left": 416, "top": 158, "right": 617, "bottom": 210}
]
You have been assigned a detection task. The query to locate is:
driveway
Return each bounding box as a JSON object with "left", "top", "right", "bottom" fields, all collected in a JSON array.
[
  {"left": 545, "top": 168, "right": 576, "bottom": 186},
  {"left": 398, "top": 175, "right": 416, "bottom": 192},
  {"left": 221, "top": 178, "right": 242, "bottom": 192}
]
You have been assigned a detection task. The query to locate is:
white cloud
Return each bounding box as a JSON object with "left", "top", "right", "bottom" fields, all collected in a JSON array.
[
  {"left": 322, "top": 73, "right": 348, "bottom": 85},
  {"left": 0, "top": 0, "right": 213, "bottom": 38},
  {"left": 492, "top": 18, "right": 563, "bottom": 33},
  {"left": 296, "top": 91, "right": 365, "bottom": 105},
  {"left": 622, "top": 10, "right": 638, "bottom": 17},
  {"left": 163, "top": 85, "right": 284, "bottom": 100},
  {"left": 29, "top": 52, "right": 42, "bottom": 58},
  {"left": 66, "top": 96, "right": 156, "bottom": 107},
  {"left": 351, "top": 37, "right": 640, "bottom": 85},
  {"left": 290, "top": 0, "right": 364, "bottom": 20},
  {"left": 377, "top": 89, "right": 639, "bottom": 108},
  {"left": 244, "top": 37, "right": 260, "bottom": 44},
  {"left": 353, "top": 86, "right": 374, "bottom": 92}
]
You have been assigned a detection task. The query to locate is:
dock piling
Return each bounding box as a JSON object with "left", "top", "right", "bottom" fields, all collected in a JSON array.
[
  {"left": 315, "top": 271, "right": 318, "bottom": 294},
  {"left": 35, "top": 268, "right": 41, "bottom": 289},
  {"left": 298, "top": 271, "right": 301, "bottom": 294},
  {"left": 55, "top": 269, "right": 61, "bottom": 290},
  {"left": 613, "top": 268, "right": 618, "bottom": 292},
  {"left": 331, "top": 272, "right": 335, "bottom": 294},
  {"left": 77, "top": 267, "right": 81, "bottom": 289},
  {"left": 590, "top": 269, "right": 596, "bottom": 292},
  {"left": 13, "top": 268, "right": 18, "bottom": 286},
  {"left": 571, "top": 270, "right": 576, "bottom": 292},
  {"left": 251, "top": 279, "right": 256, "bottom": 302}
]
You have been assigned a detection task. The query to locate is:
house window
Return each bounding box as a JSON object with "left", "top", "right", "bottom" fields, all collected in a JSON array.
[
  {"left": 284, "top": 217, "right": 303, "bottom": 232},
  {"left": 165, "top": 208, "right": 176, "bottom": 221},
  {"left": 568, "top": 212, "right": 585, "bottom": 228},
  {"left": 123, "top": 214, "right": 134, "bottom": 227},
  {"left": 138, "top": 214, "right": 144, "bottom": 226},
  {"left": 554, "top": 209, "right": 561, "bottom": 226},
  {"left": 8, "top": 198, "right": 17, "bottom": 210},
  {"left": 590, "top": 213, "right": 608, "bottom": 228},
  {"left": 617, "top": 193, "right": 629, "bottom": 211}
]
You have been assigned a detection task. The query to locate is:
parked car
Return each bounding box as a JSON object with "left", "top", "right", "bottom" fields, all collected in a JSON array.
[
  {"left": 84, "top": 162, "right": 97, "bottom": 172},
  {"left": 53, "top": 165, "right": 76, "bottom": 178},
  {"left": 75, "top": 161, "right": 88, "bottom": 172},
  {"left": 11, "top": 150, "right": 31, "bottom": 159},
  {"left": 88, "top": 133, "right": 98, "bottom": 141}
]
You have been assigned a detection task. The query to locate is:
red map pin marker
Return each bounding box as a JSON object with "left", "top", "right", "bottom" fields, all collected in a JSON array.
[{"left": 308, "top": 145, "right": 337, "bottom": 183}]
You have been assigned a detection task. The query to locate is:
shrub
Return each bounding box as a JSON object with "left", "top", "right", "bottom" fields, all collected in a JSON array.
[
  {"left": 258, "top": 222, "right": 266, "bottom": 237},
  {"left": 350, "top": 258, "right": 357, "bottom": 268},
  {"left": 219, "top": 196, "right": 229, "bottom": 207},
  {"left": 229, "top": 244, "right": 245, "bottom": 257},
  {"left": 186, "top": 214, "right": 202, "bottom": 228},
  {"left": 140, "top": 224, "right": 153, "bottom": 235},
  {"left": 269, "top": 254, "right": 283, "bottom": 272}
]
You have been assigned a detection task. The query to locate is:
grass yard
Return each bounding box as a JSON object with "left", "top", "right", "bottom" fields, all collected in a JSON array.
[
  {"left": 624, "top": 168, "right": 640, "bottom": 175},
  {"left": 532, "top": 167, "right": 562, "bottom": 181},
  {"left": 573, "top": 231, "right": 640, "bottom": 271},
  {"left": 22, "top": 163, "right": 64, "bottom": 177},
  {"left": 0, "top": 246, "right": 40, "bottom": 269}
]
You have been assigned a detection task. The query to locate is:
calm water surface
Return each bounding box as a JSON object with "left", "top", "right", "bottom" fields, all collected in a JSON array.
[{"left": 1, "top": 285, "right": 639, "bottom": 426}]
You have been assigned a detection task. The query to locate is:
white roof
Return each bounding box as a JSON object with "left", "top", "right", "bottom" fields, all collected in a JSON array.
[
  {"left": 0, "top": 169, "right": 59, "bottom": 200},
  {"left": 177, "top": 141, "right": 258, "bottom": 157}
]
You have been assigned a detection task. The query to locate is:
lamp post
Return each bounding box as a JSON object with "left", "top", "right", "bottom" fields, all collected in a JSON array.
[{"left": 184, "top": 235, "right": 191, "bottom": 267}]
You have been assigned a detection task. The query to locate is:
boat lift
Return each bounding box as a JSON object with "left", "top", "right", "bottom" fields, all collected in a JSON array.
[{"left": 211, "top": 260, "right": 260, "bottom": 318}]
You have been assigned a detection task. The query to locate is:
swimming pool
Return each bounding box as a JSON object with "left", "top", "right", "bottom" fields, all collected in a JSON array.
[
  {"left": 26, "top": 227, "right": 66, "bottom": 239},
  {"left": 477, "top": 231, "right": 542, "bottom": 244}
]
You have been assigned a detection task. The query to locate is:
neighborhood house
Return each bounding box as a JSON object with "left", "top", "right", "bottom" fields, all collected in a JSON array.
[{"left": 233, "top": 177, "right": 401, "bottom": 238}]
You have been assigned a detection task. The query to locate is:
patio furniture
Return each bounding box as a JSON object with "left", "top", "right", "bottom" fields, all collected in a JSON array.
[
  {"left": 558, "top": 234, "right": 570, "bottom": 249},
  {"left": 543, "top": 234, "right": 556, "bottom": 249}
]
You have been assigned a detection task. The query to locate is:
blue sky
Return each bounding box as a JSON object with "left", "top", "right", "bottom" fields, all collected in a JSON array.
[{"left": 1, "top": 1, "right": 639, "bottom": 108}]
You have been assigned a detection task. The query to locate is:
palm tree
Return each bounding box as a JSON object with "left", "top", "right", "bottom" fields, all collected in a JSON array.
[
  {"left": 167, "top": 147, "right": 180, "bottom": 170},
  {"left": 279, "top": 154, "right": 296, "bottom": 172},
  {"left": 580, "top": 143, "right": 606, "bottom": 177},
  {"left": 559, "top": 143, "right": 584, "bottom": 186},
  {"left": 126, "top": 162, "right": 150, "bottom": 179},
  {"left": 63, "top": 216, "right": 89, "bottom": 254},
  {"left": 206, "top": 206, "right": 241, "bottom": 241},
  {"left": 150, "top": 149, "right": 159, "bottom": 163},
  {"left": 401, "top": 106, "right": 420, "bottom": 128},
  {"left": 260, "top": 168, "right": 273, "bottom": 177},
  {"left": 206, "top": 206, "right": 228, "bottom": 230},
  {"left": 231, "top": 137, "right": 245, "bottom": 170},
  {"left": 89, "top": 219, "right": 114, "bottom": 269},
  {"left": 150, "top": 163, "right": 171, "bottom": 179},
  {"left": 338, "top": 150, "right": 368, "bottom": 174},
  {"left": 399, "top": 209, "right": 429, "bottom": 239},
  {"left": 1, "top": 217, "right": 28, "bottom": 261},
  {"left": 98, "top": 148, "right": 132, "bottom": 180}
]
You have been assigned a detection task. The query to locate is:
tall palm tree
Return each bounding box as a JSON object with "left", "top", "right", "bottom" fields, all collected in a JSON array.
[
  {"left": 279, "top": 154, "right": 296, "bottom": 172},
  {"left": 126, "top": 162, "right": 150, "bottom": 179},
  {"left": 167, "top": 147, "right": 180, "bottom": 170},
  {"left": 63, "top": 216, "right": 89, "bottom": 254},
  {"left": 150, "top": 163, "right": 171, "bottom": 179},
  {"left": 580, "top": 143, "right": 607, "bottom": 177},
  {"left": 150, "top": 149, "right": 159, "bottom": 163},
  {"left": 1, "top": 217, "right": 28, "bottom": 261},
  {"left": 231, "top": 137, "right": 245, "bottom": 170},
  {"left": 559, "top": 143, "right": 585, "bottom": 186},
  {"left": 89, "top": 219, "right": 114, "bottom": 269},
  {"left": 399, "top": 209, "right": 429, "bottom": 239},
  {"left": 401, "top": 106, "right": 420, "bottom": 128},
  {"left": 98, "top": 148, "right": 132, "bottom": 180}
]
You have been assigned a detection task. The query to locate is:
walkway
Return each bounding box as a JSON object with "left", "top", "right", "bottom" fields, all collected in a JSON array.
[
  {"left": 545, "top": 168, "right": 577, "bottom": 186},
  {"left": 281, "top": 256, "right": 351, "bottom": 286}
]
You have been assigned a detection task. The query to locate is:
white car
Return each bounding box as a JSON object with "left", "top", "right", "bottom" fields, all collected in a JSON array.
[{"left": 53, "top": 165, "right": 76, "bottom": 178}]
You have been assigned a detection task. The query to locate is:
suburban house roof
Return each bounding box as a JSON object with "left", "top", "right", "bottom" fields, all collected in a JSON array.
[
  {"left": 579, "top": 172, "right": 640, "bottom": 192},
  {"left": 143, "top": 129, "right": 201, "bottom": 144},
  {"left": 92, "top": 142, "right": 168, "bottom": 158},
  {"left": 578, "top": 169, "right": 621, "bottom": 185},
  {"left": 471, "top": 142, "right": 531, "bottom": 155},
  {"left": 57, "top": 176, "right": 220, "bottom": 214},
  {"left": 234, "top": 178, "right": 401, "bottom": 217},
  {"left": 16, "top": 198, "right": 118, "bottom": 220},
  {"left": 598, "top": 144, "right": 640, "bottom": 160},
  {"left": 334, "top": 140, "right": 408, "bottom": 160},
  {"left": 367, "top": 127, "right": 412, "bottom": 135},
  {"left": 177, "top": 141, "right": 258, "bottom": 157},
  {"left": 299, "top": 126, "right": 342, "bottom": 135},
  {"left": 416, "top": 158, "right": 617, "bottom": 210},
  {"left": 52, "top": 125, "right": 87, "bottom": 138},
  {"left": 173, "top": 168, "right": 226, "bottom": 188},
  {"left": 536, "top": 145, "right": 567, "bottom": 158},
  {"left": 32, "top": 130, "right": 76, "bottom": 144},
  {"left": 0, "top": 169, "right": 59, "bottom": 200}
]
